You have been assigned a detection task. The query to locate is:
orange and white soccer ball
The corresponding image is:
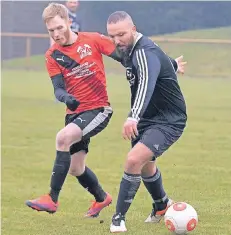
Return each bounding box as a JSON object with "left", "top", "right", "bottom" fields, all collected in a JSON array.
[{"left": 164, "top": 202, "right": 198, "bottom": 234}]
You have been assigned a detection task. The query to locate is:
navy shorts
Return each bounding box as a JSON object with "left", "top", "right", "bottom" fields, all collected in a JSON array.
[
  {"left": 65, "top": 106, "right": 113, "bottom": 155},
  {"left": 132, "top": 123, "right": 185, "bottom": 161}
]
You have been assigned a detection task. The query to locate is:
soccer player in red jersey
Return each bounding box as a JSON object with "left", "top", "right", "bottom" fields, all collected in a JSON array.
[{"left": 25, "top": 3, "right": 120, "bottom": 217}]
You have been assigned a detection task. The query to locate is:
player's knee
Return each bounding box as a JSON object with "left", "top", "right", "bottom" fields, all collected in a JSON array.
[
  {"left": 56, "top": 124, "right": 82, "bottom": 149},
  {"left": 126, "top": 153, "right": 142, "bottom": 169},
  {"left": 56, "top": 130, "right": 73, "bottom": 149}
]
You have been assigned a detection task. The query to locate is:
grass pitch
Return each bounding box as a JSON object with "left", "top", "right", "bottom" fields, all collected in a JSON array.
[{"left": 2, "top": 70, "right": 231, "bottom": 235}]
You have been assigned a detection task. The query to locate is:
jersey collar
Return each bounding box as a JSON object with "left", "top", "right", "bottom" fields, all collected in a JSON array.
[{"left": 129, "top": 32, "right": 143, "bottom": 56}]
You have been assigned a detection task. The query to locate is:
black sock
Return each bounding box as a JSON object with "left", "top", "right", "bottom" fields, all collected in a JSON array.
[
  {"left": 116, "top": 172, "right": 141, "bottom": 216},
  {"left": 49, "top": 150, "right": 70, "bottom": 203},
  {"left": 142, "top": 168, "right": 169, "bottom": 211},
  {"left": 76, "top": 166, "right": 106, "bottom": 202}
]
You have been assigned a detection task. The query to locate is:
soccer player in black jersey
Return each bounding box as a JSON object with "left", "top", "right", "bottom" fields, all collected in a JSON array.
[{"left": 107, "top": 11, "right": 187, "bottom": 233}]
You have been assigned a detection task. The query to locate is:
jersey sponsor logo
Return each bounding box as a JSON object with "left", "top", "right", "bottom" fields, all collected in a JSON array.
[
  {"left": 77, "top": 44, "right": 92, "bottom": 59},
  {"left": 66, "top": 61, "right": 96, "bottom": 79}
]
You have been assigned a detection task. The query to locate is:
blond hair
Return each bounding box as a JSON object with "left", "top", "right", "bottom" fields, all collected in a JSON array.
[{"left": 42, "top": 3, "right": 69, "bottom": 22}]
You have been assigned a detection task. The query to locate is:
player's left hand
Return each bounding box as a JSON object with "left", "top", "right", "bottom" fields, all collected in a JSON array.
[
  {"left": 65, "top": 95, "right": 80, "bottom": 111},
  {"left": 175, "top": 55, "right": 187, "bottom": 75},
  {"left": 122, "top": 119, "right": 139, "bottom": 140}
]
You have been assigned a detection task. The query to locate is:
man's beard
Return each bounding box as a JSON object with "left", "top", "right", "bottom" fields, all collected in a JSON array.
[
  {"left": 116, "top": 43, "right": 133, "bottom": 64},
  {"left": 117, "top": 42, "right": 133, "bottom": 55}
]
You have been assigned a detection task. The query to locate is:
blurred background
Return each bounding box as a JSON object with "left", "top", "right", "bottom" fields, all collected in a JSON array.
[
  {"left": 1, "top": 1, "right": 231, "bottom": 78},
  {"left": 1, "top": 1, "right": 231, "bottom": 64},
  {"left": 2, "top": 1, "right": 231, "bottom": 235}
]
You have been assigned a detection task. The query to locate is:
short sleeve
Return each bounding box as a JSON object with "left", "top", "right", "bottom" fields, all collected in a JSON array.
[{"left": 93, "top": 33, "right": 116, "bottom": 56}]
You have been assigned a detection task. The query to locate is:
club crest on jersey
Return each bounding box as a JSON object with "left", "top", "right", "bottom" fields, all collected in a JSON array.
[
  {"left": 126, "top": 67, "right": 136, "bottom": 86},
  {"left": 77, "top": 44, "right": 92, "bottom": 59}
]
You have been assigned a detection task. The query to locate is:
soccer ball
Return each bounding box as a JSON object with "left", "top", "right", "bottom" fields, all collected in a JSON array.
[{"left": 164, "top": 202, "right": 198, "bottom": 234}]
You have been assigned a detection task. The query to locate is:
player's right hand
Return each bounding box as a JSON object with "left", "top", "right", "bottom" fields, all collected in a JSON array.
[
  {"left": 65, "top": 95, "right": 80, "bottom": 111},
  {"left": 122, "top": 118, "right": 139, "bottom": 140}
]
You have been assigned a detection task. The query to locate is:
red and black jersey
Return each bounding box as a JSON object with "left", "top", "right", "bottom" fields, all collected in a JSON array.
[{"left": 45, "top": 32, "right": 116, "bottom": 114}]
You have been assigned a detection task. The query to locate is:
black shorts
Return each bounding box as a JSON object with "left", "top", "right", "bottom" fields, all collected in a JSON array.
[
  {"left": 65, "top": 106, "right": 113, "bottom": 155},
  {"left": 132, "top": 124, "right": 185, "bottom": 161}
]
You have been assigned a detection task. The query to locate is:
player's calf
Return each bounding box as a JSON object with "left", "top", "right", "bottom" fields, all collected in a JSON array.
[
  {"left": 69, "top": 151, "right": 86, "bottom": 176},
  {"left": 26, "top": 150, "right": 71, "bottom": 212},
  {"left": 142, "top": 166, "right": 169, "bottom": 210},
  {"left": 110, "top": 143, "right": 154, "bottom": 232}
]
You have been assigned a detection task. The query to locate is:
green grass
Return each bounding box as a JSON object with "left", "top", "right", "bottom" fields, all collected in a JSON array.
[
  {"left": 2, "top": 70, "right": 231, "bottom": 235},
  {"left": 2, "top": 27, "right": 231, "bottom": 78}
]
